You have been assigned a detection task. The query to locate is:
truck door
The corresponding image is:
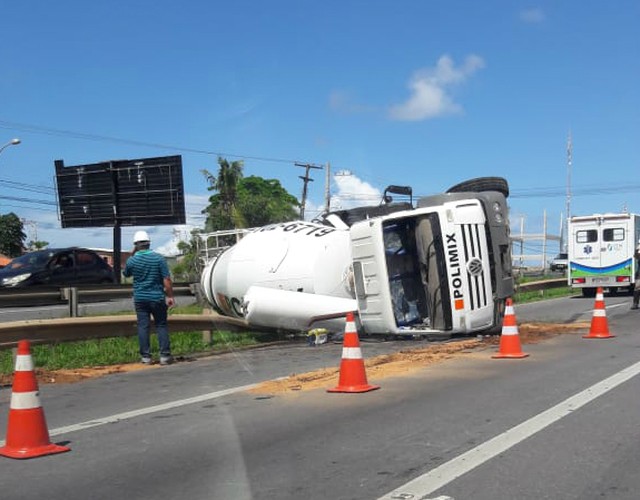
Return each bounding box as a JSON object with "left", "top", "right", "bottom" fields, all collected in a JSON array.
[
  {"left": 349, "top": 219, "right": 392, "bottom": 334},
  {"left": 349, "top": 215, "right": 438, "bottom": 333}
]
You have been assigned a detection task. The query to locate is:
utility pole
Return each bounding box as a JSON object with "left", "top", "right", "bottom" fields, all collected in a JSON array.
[
  {"left": 324, "top": 162, "right": 331, "bottom": 213},
  {"left": 542, "top": 209, "right": 547, "bottom": 271},
  {"left": 519, "top": 215, "right": 525, "bottom": 269},
  {"left": 295, "top": 162, "right": 323, "bottom": 220}
]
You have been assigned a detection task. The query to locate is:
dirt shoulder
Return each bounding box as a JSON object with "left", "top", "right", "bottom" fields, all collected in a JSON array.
[{"left": 249, "top": 322, "right": 590, "bottom": 394}]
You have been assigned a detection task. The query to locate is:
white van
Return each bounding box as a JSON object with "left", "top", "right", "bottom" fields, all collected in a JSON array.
[{"left": 568, "top": 213, "right": 640, "bottom": 297}]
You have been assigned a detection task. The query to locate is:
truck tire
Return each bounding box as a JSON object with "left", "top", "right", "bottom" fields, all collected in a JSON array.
[
  {"left": 446, "top": 177, "right": 510, "bottom": 198},
  {"left": 581, "top": 287, "right": 597, "bottom": 298}
]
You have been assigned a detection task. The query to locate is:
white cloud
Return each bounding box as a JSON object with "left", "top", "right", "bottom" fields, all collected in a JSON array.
[
  {"left": 301, "top": 172, "right": 382, "bottom": 220},
  {"left": 520, "top": 8, "right": 545, "bottom": 23},
  {"left": 330, "top": 173, "right": 382, "bottom": 211},
  {"left": 389, "top": 54, "right": 485, "bottom": 121}
]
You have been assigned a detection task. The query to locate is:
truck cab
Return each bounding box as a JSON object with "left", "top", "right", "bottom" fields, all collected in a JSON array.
[{"left": 199, "top": 177, "right": 514, "bottom": 337}]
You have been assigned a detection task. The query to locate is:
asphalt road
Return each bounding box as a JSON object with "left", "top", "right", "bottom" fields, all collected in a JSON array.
[{"left": 1, "top": 294, "right": 639, "bottom": 500}]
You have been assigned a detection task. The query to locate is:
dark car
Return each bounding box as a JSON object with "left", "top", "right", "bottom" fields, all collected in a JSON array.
[{"left": 0, "top": 248, "right": 115, "bottom": 288}]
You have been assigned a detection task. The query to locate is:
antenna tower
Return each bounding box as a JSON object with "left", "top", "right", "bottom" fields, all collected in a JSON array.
[
  {"left": 566, "top": 131, "right": 572, "bottom": 221},
  {"left": 561, "top": 131, "right": 573, "bottom": 253}
]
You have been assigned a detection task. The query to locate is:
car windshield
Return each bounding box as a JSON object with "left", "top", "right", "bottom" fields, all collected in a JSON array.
[{"left": 4, "top": 251, "right": 55, "bottom": 271}]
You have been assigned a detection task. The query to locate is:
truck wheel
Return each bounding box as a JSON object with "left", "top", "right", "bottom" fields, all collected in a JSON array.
[
  {"left": 446, "top": 177, "right": 510, "bottom": 198},
  {"left": 581, "top": 287, "right": 597, "bottom": 298}
]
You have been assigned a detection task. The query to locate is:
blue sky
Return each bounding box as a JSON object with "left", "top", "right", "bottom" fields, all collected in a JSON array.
[{"left": 1, "top": 1, "right": 638, "bottom": 258}]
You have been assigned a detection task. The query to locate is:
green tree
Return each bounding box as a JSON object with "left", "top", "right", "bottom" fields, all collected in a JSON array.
[
  {"left": 236, "top": 176, "right": 299, "bottom": 227},
  {"left": 170, "top": 229, "right": 202, "bottom": 282},
  {"left": 201, "top": 157, "right": 300, "bottom": 232},
  {"left": 201, "top": 157, "right": 245, "bottom": 231},
  {"left": 28, "top": 240, "right": 49, "bottom": 251},
  {"left": 0, "top": 213, "right": 26, "bottom": 257}
]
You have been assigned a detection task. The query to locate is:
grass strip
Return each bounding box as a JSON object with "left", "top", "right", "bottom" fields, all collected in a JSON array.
[
  {"left": 514, "top": 286, "right": 576, "bottom": 304},
  {"left": 0, "top": 304, "right": 283, "bottom": 375}
]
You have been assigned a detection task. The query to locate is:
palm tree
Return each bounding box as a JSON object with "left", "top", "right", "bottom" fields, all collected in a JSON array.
[{"left": 201, "top": 157, "right": 245, "bottom": 230}]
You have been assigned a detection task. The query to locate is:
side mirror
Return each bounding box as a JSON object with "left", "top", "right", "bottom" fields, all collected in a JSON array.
[{"left": 383, "top": 185, "right": 413, "bottom": 205}]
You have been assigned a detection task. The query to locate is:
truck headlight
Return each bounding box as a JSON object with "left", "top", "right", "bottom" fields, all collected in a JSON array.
[
  {"left": 492, "top": 202, "right": 504, "bottom": 223},
  {"left": 2, "top": 273, "right": 32, "bottom": 286}
]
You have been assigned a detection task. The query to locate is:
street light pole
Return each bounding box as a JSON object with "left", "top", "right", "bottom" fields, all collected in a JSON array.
[{"left": 0, "top": 138, "right": 21, "bottom": 156}]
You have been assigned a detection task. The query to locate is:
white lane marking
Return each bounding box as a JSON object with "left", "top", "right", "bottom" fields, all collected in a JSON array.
[
  {"left": 606, "top": 303, "right": 628, "bottom": 310},
  {"left": 0, "top": 382, "right": 260, "bottom": 446},
  {"left": 379, "top": 358, "right": 640, "bottom": 500},
  {"left": 576, "top": 302, "right": 627, "bottom": 317}
]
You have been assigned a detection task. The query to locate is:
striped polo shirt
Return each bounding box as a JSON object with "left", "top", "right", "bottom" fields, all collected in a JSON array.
[{"left": 123, "top": 250, "right": 170, "bottom": 302}]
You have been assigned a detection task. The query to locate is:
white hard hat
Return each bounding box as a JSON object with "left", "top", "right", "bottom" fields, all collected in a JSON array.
[{"left": 133, "top": 230, "right": 150, "bottom": 243}]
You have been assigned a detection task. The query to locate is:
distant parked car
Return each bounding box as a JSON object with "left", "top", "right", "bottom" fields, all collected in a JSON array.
[
  {"left": 0, "top": 248, "right": 115, "bottom": 288},
  {"left": 550, "top": 252, "right": 568, "bottom": 272}
]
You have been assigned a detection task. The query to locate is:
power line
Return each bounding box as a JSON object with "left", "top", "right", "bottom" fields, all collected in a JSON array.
[
  {"left": 0, "top": 204, "right": 55, "bottom": 213},
  {"left": 510, "top": 184, "right": 640, "bottom": 198},
  {"left": 0, "top": 194, "right": 56, "bottom": 206},
  {"left": 0, "top": 119, "right": 318, "bottom": 166},
  {"left": 0, "top": 178, "right": 55, "bottom": 195}
]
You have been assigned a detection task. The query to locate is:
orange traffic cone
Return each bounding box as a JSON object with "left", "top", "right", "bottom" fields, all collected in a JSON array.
[
  {"left": 492, "top": 298, "right": 529, "bottom": 359},
  {"left": 327, "top": 312, "right": 380, "bottom": 393},
  {"left": 0, "top": 340, "right": 70, "bottom": 459},
  {"left": 583, "top": 287, "right": 615, "bottom": 339}
]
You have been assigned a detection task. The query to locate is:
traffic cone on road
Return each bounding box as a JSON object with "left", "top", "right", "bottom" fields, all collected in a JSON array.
[
  {"left": 0, "top": 340, "right": 70, "bottom": 459},
  {"left": 492, "top": 298, "right": 529, "bottom": 359},
  {"left": 327, "top": 312, "right": 380, "bottom": 393},
  {"left": 583, "top": 287, "right": 615, "bottom": 339}
]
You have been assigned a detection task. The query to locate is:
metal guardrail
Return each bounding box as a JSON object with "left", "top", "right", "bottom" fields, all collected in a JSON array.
[
  {"left": 515, "top": 278, "right": 567, "bottom": 292},
  {"left": 0, "top": 279, "right": 571, "bottom": 350},
  {"left": 0, "top": 313, "right": 268, "bottom": 350},
  {"left": 0, "top": 284, "right": 196, "bottom": 309}
]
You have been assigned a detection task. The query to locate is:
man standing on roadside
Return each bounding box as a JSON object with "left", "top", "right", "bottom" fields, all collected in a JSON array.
[
  {"left": 632, "top": 239, "right": 640, "bottom": 310},
  {"left": 123, "top": 230, "right": 175, "bottom": 364}
]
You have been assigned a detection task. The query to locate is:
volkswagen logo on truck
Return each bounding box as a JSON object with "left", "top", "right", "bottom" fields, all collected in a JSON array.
[{"left": 467, "top": 258, "right": 483, "bottom": 276}]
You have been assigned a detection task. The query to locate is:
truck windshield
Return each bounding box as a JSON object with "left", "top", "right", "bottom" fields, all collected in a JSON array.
[{"left": 382, "top": 213, "right": 451, "bottom": 331}]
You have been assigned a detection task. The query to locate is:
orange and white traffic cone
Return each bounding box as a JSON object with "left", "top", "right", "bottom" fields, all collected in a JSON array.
[
  {"left": 583, "top": 287, "right": 615, "bottom": 339},
  {"left": 0, "top": 340, "right": 70, "bottom": 459},
  {"left": 492, "top": 298, "right": 529, "bottom": 359},
  {"left": 327, "top": 312, "right": 380, "bottom": 393}
]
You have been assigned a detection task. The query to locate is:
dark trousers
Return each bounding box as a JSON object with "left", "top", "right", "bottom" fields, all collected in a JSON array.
[{"left": 135, "top": 300, "right": 171, "bottom": 357}]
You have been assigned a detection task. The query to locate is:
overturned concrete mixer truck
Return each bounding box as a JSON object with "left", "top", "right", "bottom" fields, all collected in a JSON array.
[{"left": 200, "top": 177, "right": 514, "bottom": 337}]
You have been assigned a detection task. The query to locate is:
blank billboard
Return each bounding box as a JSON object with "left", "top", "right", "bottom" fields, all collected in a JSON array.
[{"left": 55, "top": 155, "right": 186, "bottom": 228}]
